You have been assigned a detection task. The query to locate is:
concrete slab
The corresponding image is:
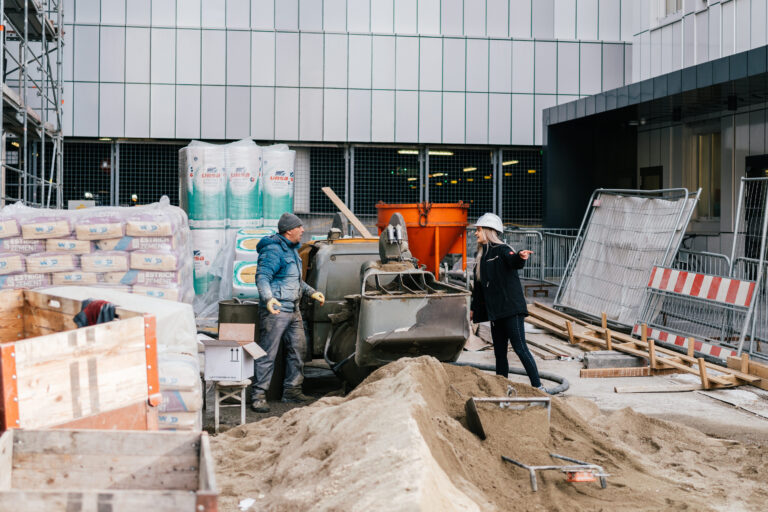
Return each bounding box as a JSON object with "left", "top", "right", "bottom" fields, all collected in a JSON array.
[{"left": 583, "top": 350, "right": 647, "bottom": 368}]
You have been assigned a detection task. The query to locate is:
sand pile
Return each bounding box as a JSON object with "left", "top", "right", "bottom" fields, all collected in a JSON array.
[{"left": 212, "top": 357, "right": 768, "bottom": 511}]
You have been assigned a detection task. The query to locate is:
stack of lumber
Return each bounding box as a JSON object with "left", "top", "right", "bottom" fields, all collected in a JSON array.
[{"left": 525, "top": 303, "right": 768, "bottom": 392}]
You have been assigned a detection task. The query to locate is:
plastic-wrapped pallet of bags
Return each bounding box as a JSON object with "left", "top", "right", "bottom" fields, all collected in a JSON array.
[
  {"left": 262, "top": 145, "right": 296, "bottom": 227},
  {"left": 0, "top": 253, "right": 24, "bottom": 275},
  {"left": 157, "top": 351, "right": 204, "bottom": 430},
  {"left": 20, "top": 215, "right": 72, "bottom": 239},
  {"left": 74, "top": 214, "right": 125, "bottom": 240}
]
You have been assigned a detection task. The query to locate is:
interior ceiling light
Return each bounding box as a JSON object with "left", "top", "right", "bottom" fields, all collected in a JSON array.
[
  {"left": 435, "top": 182, "right": 443, "bottom": 186},
  {"left": 10, "top": 141, "right": 19, "bottom": 147},
  {"left": 463, "top": 167, "right": 477, "bottom": 172},
  {"left": 484, "top": 175, "right": 492, "bottom": 179},
  {"left": 450, "top": 180, "right": 457, "bottom": 184},
  {"left": 397, "top": 149, "right": 419, "bottom": 155},
  {"left": 504, "top": 172, "right": 512, "bottom": 177},
  {"left": 428, "top": 150, "right": 453, "bottom": 156},
  {"left": 98, "top": 137, "right": 112, "bottom": 141},
  {"left": 528, "top": 169, "right": 536, "bottom": 174},
  {"left": 430, "top": 172, "right": 445, "bottom": 177},
  {"left": 407, "top": 177, "right": 417, "bottom": 181},
  {"left": 502, "top": 160, "right": 519, "bottom": 166},
  {"left": 467, "top": 178, "right": 474, "bottom": 182}
]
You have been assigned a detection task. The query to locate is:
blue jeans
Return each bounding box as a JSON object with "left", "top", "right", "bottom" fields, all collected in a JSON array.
[
  {"left": 251, "top": 307, "right": 306, "bottom": 398},
  {"left": 490, "top": 314, "right": 542, "bottom": 388}
]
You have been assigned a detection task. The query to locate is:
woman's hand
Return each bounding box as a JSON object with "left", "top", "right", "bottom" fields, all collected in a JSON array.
[{"left": 519, "top": 250, "right": 533, "bottom": 260}]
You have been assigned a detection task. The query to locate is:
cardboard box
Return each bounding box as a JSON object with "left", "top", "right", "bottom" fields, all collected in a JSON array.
[{"left": 202, "top": 338, "right": 265, "bottom": 382}]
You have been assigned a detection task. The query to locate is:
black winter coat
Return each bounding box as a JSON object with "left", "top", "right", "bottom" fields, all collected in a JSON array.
[{"left": 470, "top": 242, "right": 527, "bottom": 323}]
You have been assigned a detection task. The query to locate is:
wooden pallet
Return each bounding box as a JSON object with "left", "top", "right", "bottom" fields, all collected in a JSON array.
[{"left": 525, "top": 303, "right": 765, "bottom": 391}]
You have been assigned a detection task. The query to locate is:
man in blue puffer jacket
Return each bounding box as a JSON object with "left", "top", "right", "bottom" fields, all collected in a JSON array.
[{"left": 251, "top": 213, "right": 325, "bottom": 413}]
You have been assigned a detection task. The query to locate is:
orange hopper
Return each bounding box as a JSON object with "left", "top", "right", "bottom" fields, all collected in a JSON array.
[{"left": 375, "top": 202, "right": 469, "bottom": 278}]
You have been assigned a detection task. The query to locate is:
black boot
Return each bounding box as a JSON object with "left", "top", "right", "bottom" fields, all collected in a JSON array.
[{"left": 281, "top": 387, "right": 312, "bottom": 404}]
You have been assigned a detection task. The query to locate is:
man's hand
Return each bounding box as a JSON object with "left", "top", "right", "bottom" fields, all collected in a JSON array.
[
  {"left": 266, "top": 298, "right": 281, "bottom": 315},
  {"left": 519, "top": 250, "right": 533, "bottom": 260},
  {"left": 311, "top": 292, "right": 325, "bottom": 305}
]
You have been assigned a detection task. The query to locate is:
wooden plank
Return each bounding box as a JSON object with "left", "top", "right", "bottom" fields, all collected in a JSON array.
[
  {"left": 532, "top": 302, "right": 592, "bottom": 327},
  {"left": 648, "top": 339, "right": 657, "bottom": 369},
  {"left": 565, "top": 321, "right": 575, "bottom": 344},
  {"left": 198, "top": 432, "right": 218, "bottom": 493},
  {"left": 580, "top": 367, "right": 651, "bottom": 378},
  {"left": 727, "top": 356, "right": 768, "bottom": 390},
  {"left": 524, "top": 316, "right": 568, "bottom": 340},
  {"left": 605, "top": 329, "right": 612, "bottom": 351},
  {"left": 0, "top": 490, "right": 196, "bottom": 511},
  {"left": 13, "top": 317, "right": 149, "bottom": 429},
  {"left": 22, "top": 306, "right": 77, "bottom": 338},
  {"left": 0, "top": 343, "right": 19, "bottom": 431},
  {"left": 322, "top": 186, "right": 375, "bottom": 238},
  {"left": 0, "top": 430, "right": 12, "bottom": 489},
  {"left": 525, "top": 338, "right": 577, "bottom": 359},
  {"left": 614, "top": 384, "right": 704, "bottom": 393},
  {"left": 23, "top": 290, "right": 83, "bottom": 316},
  {"left": 0, "top": 290, "right": 24, "bottom": 342},
  {"left": 528, "top": 345, "right": 558, "bottom": 360},
  {"left": 698, "top": 358, "right": 710, "bottom": 389},
  {"left": 12, "top": 429, "right": 200, "bottom": 456},
  {"left": 53, "top": 401, "right": 158, "bottom": 431}
]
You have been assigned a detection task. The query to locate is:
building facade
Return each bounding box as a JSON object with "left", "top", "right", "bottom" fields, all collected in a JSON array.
[{"left": 61, "top": 0, "right": 631, "bottom": 224}]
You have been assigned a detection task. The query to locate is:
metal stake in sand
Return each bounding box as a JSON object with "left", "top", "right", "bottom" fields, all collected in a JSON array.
[
  {"left": 501, "top": 453, "right": 609, "bottom": 492},
  {"left": 464, "top": 396, "right": 551, "bottom": 440}
]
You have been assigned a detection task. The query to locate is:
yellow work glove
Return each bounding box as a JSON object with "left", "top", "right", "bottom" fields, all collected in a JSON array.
[
  {"left": 266, "top": 298, "right": 281, "bottom": 315},
  {"left": 311, "top": 291, "right": 325, "bottom": 305}
]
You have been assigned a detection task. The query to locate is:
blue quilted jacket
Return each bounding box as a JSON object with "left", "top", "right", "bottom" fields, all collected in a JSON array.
[{"left": 255, "top": 234, "right": 315, "bottom": 312}]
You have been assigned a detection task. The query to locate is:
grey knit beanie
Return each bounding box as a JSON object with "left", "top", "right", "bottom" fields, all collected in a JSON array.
[{"left": 277, "top": 212, "right": 302, "bottom": 233}]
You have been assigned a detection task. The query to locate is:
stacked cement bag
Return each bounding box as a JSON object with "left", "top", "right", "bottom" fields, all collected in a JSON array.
[
  {"left": 0, "top": 198, "right": 194, "bottom": 302},
  {"left": 180, "top": 139, "right": 295, "bottom": 310},
  {"left": 157, "top": 352, "right": 204, "bottom": 431}
]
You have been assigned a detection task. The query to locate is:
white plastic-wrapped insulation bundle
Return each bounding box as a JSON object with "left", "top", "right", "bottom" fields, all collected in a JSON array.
[
  {"left": 191, "top": 228, "right": 225, "bottom": 294},
  {"left": 180, "top": 142, "right": 227, "bottom": 229},
  {"left": 226, "top": 139, "right": 263, "bottom": 228},
  {"left": 234, "top": 227, "right": 276, "bottom": 261},
  {"left": 262, "top": 145, "right": 296, "bottom": 226}
]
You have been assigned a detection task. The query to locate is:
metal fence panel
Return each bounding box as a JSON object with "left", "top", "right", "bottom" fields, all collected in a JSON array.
[
  {"left": 672, "top": 249, "right": 731, "bottom": 278},
  {"left": 555, "top": 188, "right": 699, "bottom": 328}
]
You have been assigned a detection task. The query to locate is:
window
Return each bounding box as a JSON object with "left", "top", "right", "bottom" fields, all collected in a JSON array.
[
  {"left": 695, "top": 133, "right": 721, "bottom": 219},
  {"left": 666, "top": 0, "right": 682, "bottom": 16}
]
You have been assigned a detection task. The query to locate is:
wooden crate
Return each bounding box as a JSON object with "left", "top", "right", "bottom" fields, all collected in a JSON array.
[
  {"left": 0, "top": 428, "right": 217, "bottom": 511},
  {"left": 0, "top": 289, "right": 160, "bottom": 431}
]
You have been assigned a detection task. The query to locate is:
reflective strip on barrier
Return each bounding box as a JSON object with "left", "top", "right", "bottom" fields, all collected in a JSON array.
[{"left": 647, "top": 267, "right": 755, "bottom": 307}]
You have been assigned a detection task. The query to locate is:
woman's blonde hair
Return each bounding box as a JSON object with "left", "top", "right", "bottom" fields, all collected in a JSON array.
[{"left": 475, "top": 227, "right": 505, "bottom": 280}]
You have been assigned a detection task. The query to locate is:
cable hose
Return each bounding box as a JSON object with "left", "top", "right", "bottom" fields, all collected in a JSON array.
[{"left": 449, "top": 361, "right": 570, "bottom": 394}]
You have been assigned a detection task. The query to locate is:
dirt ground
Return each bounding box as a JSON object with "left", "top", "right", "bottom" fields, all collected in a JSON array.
[{"left": 210, "top": 356, "right": 768, "bottom": 512}]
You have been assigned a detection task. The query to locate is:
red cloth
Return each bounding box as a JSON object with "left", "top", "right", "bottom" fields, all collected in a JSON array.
[{"left": 83, "top": 300, "right": 110, "bottom": 326}]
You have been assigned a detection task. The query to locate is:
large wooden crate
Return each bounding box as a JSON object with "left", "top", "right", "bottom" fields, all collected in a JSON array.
[
  {"left": 0, "top": 428, "right": 217, "bottom": 511},
  {"left": 0, "top": 289, "right": 160, "bottom": 430}
]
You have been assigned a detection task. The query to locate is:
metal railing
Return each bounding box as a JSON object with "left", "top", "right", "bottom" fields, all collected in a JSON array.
[{"left": 672, "top": 249, "right": 731, "bottom": 277}]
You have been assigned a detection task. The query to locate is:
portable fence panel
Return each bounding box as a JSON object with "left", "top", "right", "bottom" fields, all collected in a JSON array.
[
  {"left": 118, "top": 143, "right": 184, "bottom": 206},
  {"left": 729, "top": 177, "right": 768, "bottom": 359},
  {"left": 503, "top": 230, "right": 543, "bottom": 281},
  {"left": 500, "top": 149, "right": 542, "bottom": 226},
  {"left": 541, "top": 230, "right": 578, "bottom": 284},
  {"left": 555, "top": 189, "right": 698, "bottom": 327},
  {"left": 673, "top": 249, "right": 732, "bottom": 278},
  {"left": 62, "top": 141, "right": 113, "bottom": 206},
  {"left": 426, "top": 148, "right": 493, "bottom": 220},
  {"left": 634, "top": 266, "right": 754, "bottom": 363}
]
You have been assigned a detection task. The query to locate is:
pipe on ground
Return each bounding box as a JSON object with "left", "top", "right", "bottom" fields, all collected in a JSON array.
[{"left": 449, "top": 361, "right": 570, "bottom": 394}]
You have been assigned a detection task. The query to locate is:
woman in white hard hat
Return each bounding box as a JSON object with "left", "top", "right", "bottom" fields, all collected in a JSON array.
[{"left": 470, "top": 213, "right": 551, "bottom": 394}]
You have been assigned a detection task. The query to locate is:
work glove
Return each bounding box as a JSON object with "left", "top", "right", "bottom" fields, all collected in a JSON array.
[
  {"left": 266, "top": 298, "right": 281, "bottom": 315},
  {"left": 311, "top": 291, "right": 325, "bottom": 305}
]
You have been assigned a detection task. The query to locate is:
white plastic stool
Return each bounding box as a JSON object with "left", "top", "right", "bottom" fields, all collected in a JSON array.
[{"left": 214, "top": 379, "right": 251, "bottom": 433}]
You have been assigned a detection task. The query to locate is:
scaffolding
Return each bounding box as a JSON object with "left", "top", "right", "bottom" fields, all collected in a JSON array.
[{"left": 0, "top": 0, "right": 63, "bottom": 208}]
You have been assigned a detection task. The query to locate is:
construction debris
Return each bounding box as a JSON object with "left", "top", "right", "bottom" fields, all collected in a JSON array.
[{"left": 211, "top": 357, "right": 768, "bottom": 511}]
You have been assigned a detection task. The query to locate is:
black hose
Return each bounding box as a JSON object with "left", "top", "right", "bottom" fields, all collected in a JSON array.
[{"left": 449, "top": 361, "right": 570, "bottom": 394}]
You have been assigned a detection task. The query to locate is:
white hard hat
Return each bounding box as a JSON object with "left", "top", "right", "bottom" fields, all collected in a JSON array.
[{"left": 474, "top": 213, "right": 504, "bottom": 234}]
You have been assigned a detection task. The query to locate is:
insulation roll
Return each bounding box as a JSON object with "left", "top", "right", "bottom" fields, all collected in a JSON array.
[
  {"left": 233, "top": 261, "right": 259, "bottom": 299},
  {"left": 191, "top": 228, "right": 225, "bottom": 294},
  {"left": 261, "top": 147, "right": 296, "bottom": 226},
  {"left": 226, "top": 140, "right": 263, "bottom": 227},
  {"left": 180, "top": 144, "right": 227, "bottom": 228},
  {"left": 234, "top": 227, "right": 275, "bottom": 261}
]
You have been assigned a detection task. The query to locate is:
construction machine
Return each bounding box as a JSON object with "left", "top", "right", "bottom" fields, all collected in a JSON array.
[{"left": 300, "top": 213, "right": 472, "bottom": 385}]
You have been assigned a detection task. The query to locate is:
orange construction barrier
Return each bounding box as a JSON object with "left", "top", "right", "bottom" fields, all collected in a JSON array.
[{"left": 375, "top": 202, "right": 469, "bottom": 278}]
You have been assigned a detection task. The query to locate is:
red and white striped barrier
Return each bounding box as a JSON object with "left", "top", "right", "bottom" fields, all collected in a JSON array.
[
  {"left": 647, "top": 267, "right": 755, "bottom": 308},
  {"left": 632, "top": 324, "right": 738, "bottom": 359}
]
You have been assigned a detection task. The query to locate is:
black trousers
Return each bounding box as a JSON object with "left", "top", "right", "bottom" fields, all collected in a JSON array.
[{"left": 490, "top": 314, "right": 542, "bottom": 388}]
